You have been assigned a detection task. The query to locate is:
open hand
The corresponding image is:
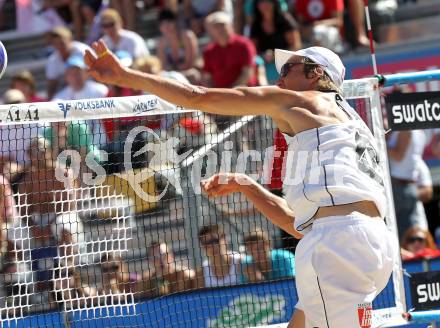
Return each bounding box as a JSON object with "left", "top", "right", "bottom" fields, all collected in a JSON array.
[
  {"left": 84, "top": 40, "right": 125, "bottom": 85},
  {"left": 201, "top": 173, "right": 250, "bottom": 197}
]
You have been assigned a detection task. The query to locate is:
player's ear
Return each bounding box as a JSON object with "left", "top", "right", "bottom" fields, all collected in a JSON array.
[{"left": 313, "top": 66, "right": 324, "bottom": 78}]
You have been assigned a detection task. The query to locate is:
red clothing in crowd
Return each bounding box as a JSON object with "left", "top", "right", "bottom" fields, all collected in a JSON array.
[
  {"left": 30, "top": 95, "right": 47, "bottom": 102},
  {"left": 295, "top": 0, "right": 344, "bottom": 23},
  {"left": 203, "top": 34, "right": 257, "bottom": 88},
  {"left": 403, "top": 248, "right": 440, "bottom": 261},
  {"left": 268, "top": 129, "right": 288, "bottom": 191},
  {"left": 178, "top": 117, "right": 204, "bottom": 135},
  {"left": 102, "top": 88, "right": 155, "bottom": 140}
]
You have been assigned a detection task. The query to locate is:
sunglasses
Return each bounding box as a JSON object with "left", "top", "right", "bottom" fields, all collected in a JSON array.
[
  {"left": 408, "top": 236, "right": 425, "bottom": 244},
  {"left": 201, "top": 237, "right": 220, "bottom": 246},
  {"left": 101, "top": 21, "right": 116, "bottom": 29},
  {"left": 280, "top": 61, "right": 304, "bottom": 78}
]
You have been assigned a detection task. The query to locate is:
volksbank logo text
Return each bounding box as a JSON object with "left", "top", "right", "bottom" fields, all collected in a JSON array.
[
  {"left": 57, "top": 99, "right": 116, "bottom": 117},
  {"left": 386, "top": 91, "right": 440, "bottom": 130}
]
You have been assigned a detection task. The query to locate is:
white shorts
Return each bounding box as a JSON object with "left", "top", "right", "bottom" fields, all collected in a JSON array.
[{"left": 295, "top": 215, "right": 398, "bottom": 328}]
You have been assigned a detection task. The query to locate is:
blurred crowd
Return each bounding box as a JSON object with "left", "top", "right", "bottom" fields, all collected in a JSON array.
[{"left": 0, "top": 0, "right": 438, "bottom": 315}]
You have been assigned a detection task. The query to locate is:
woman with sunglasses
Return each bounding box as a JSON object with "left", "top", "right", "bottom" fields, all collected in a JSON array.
[
  {"left": 250, "top": 0, "right": 301, "bottom": 84},
  {"left": 401, "top": 226, "right": 440, "bottom": 261},
  {"left": 86, "top": 41, "right": 397, "bottom": 328},
  {"left": 100, "top": 8, "right": 149, "bottom": 62},
  {"left": 195, "top": 225, "right": 246, "bottom": 288}
]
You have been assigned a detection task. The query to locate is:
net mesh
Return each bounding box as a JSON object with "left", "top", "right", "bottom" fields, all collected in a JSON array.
[{"left": 0, "top": 78, "right": 404, "bottom": 327}]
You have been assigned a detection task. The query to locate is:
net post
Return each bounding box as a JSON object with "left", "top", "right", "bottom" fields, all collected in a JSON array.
[{"left": 367, "top": 77, "right": 407, "bottom": 314}]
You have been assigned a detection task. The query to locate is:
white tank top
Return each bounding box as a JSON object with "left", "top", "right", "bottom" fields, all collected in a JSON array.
[
  {"left": 282, "top": 93, "right": 387, "bottom": 234},
  {"left": 387, "top": 130, "right": 426, "bottom": 181},
  {"left": 202, "top": 252, "right": 242, "bottom": 288}
]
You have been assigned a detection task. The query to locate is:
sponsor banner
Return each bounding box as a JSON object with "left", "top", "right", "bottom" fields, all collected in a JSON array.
[
  {"left": 358, "top": 302, "right": 373, "bottom": 328},
  {"left": 386, "top": 91, "right": 440, "bottom": 130},
  {"left": 4, "top": 271, "right": 408, "bottom": 327},
  {"left": 410, "top": 271, "right": 440, "bottom": 311},
  {"left": 0, "top": 95, "right": 194, "bottom": 125}
]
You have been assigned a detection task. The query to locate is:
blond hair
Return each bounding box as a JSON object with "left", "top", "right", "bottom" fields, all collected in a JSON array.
[
  {"left": 101, "top": 8, "right": 123, "bottom": 26},
  {"left": 134, "top": 55, "right": 163, "bottom": 75}
]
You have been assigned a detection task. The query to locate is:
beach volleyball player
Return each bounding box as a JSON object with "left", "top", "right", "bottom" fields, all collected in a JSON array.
[{"left": 85, "top": 40, "right": 397, "bottom": 327}]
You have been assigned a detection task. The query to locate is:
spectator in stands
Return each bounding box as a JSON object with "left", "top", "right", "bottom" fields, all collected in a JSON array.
[
  {"left": 148, "top": 0, "right": 179, "bottom": 13},
  {"left": 233, "top": 0, "right": 246, "bottom": 34},
  {"left": 100, "top": 8, "right": 150, "bottom": 62},
  {"left": 203, "top": 12, "right": 257, "bottom": 91},
  {"left": 45, "top": 27, "right": 91, "bottom": 99},
  {"left": 15, "top": 0, "right": 65, "bottom": 34},
  {"left": 80, "top": 0, "right": 109, "bottom": 45},
  {"left": 10, "top": 70, "right": 46, "bottom": 103},
  {"left": 157, "top": 9, "right": 200, "bottom": 83},
  {"left": 401, "top": 226, "right": 440, "bottom": 261},
  {"left": 11, "top": 138, "right": 81, "bottom": 297},
  {"left": 243, "top": 0, "right": 289, "bottom": 34},
  {"left": 195, "top": 224, "right": 245, "bottom": 288},
  {"left": 99, "top": 252, "right": 145, "bottom": 297},
  {"left": 184, "top": 0, "right": 234, "bottom": 36},
  {"left": 50, "top": 0, "right": 84, "bottom": 40},
  {"left": 135, "top": 55, "right": 190, "bottom": 84},
  {"left": 294, "top": 0, "right": 345, "bottom": 53},
  {"left": 413, "top": 159, "right": 433, "bottom": 230},
  {"left": 368, "top": 0, "right": 397, "bottom": 40},
  {"left": 109, "top": 0, "right": 136, "bottom": 30},
  {"left": 0, "top": 89, "right": 40, "bottom": 183},
  {"left": 242, "top": 229, "right": 295, "bottom": 282},
  {"left": 387, "top": 130, "right": 427, "bottom": 239},
  {"left": 50, "top": 54, "right": 106, "bottom": 168},
  {"left": 52, "top": 265, "right": 97, "bottom": 308},
  {"left": 21, "top": 138, "right": 82, "bottom": 257},
  {"left": 250, "top": 0, "right": 301, "bottom": 84},
  {"left": 344, "top": 0, "right": 371, "bottom": 49},
  {"left": 202, "top": 12, "right": 257, "bottom": 129},
  {"left": 145, "top": 241, "right": 196, "bottom": 297}
]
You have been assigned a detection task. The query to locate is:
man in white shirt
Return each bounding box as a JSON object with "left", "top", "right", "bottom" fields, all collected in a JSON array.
[
  {"left": 414, "top": 159, "right": 433, "bottom": 230},
  {"left": 45, "top": 27, "right": 92, "bottom": 99},
  {"left": 53, "top": 55, "right": 108, "bottom": 101},
  {"left": 52, "top": 55, "right": 108, "bottom": 160},
  {"left": 100, "top": 8, "right": 149, "bottom": 61}
]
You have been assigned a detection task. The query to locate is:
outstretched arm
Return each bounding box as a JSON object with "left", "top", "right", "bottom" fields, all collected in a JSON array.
[
  {"left": 202, "top": 173, "right": 302, "bottom": 239},
  {"left": 84, "top": 40, "right": 301, "bottom": 118}
]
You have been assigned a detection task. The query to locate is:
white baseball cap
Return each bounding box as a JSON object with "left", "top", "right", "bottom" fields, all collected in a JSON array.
[{"left": 275, "top": 47, "right": 346, "bottom": 88}]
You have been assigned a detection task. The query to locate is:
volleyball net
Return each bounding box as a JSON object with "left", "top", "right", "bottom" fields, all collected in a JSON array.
[{"left": 0, "top": 77, "right": 406, "bottom": 327}]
